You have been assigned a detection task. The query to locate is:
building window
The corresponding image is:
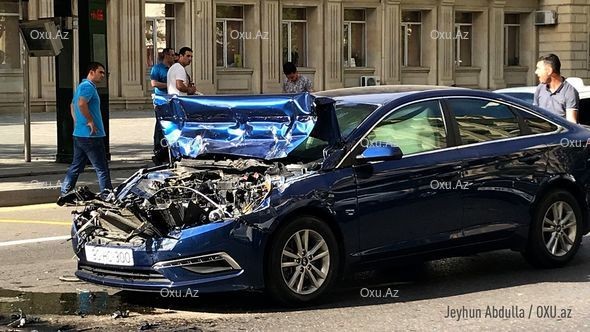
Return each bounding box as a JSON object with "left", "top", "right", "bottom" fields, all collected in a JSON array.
[
  {"left": 282, "top": 8, "right": 306, "bottom": 67},
  {"left": 504, "top": 14, "right": 520, "bottom": 66},
  {"left": 145, "top": 3, "right": 176, "bottom": 69},
  {"left": 343, "top": 9, "right": 365, "bottom": 68},
  {"left": 401, "top": 11, "right": 422, "bottom": 67},
  {"left": 0, "top": 4, "right": 21, "bottom": 70},
  {"left": 216, "top": 5, "right": 244, "bottom": 68},
  {"left": 455, "top": 12, "right": 472, "bottom": 67}
]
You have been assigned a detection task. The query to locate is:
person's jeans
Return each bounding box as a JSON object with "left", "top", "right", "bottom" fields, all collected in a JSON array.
[{"left": 61, "top": 136, "right": 112, "bottom": 194}]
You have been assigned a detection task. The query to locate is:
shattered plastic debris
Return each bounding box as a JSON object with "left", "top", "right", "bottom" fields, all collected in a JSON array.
[
  {"left": 139, "top": 321, "right": 159, "bottom": 330},
  {"left": 59, "top": 275, "right": 81, "bottom": 282},
  {"left": 111, "top": 310, "right": 130, "bottom": 319},
  {"left": 6, "top": 309, "right": 37, "bottom": 328}
]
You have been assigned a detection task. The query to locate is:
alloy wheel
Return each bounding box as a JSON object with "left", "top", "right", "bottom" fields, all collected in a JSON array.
[
  {"left": 542, "top": 201, "right": 577, "bottom": 257},
  {"left": 280, "top": 229, "right": 330, "bottom": 295}
]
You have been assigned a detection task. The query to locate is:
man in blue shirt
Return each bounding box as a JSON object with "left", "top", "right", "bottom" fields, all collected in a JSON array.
[
  {"left": 150, "top": 48, "right": 175, "bottom": 164},
  {"left": 150, "top": 47, "right": 175, "bottom": 95},
  {"left": 60, "top": 62, "right": 112, "bottom": 199}
]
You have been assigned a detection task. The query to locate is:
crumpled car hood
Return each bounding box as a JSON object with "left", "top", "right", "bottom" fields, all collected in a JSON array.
[{"left": 153, "top": 93, "right": 335, "bottom": 160}]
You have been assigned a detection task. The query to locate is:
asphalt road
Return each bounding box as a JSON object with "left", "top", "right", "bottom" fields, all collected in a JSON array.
[{"left": 0, "top": 203, "right": 589, "bottom": 331}]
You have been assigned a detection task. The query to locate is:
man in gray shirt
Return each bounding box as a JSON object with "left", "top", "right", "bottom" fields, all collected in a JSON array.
[{"left": 533, "top": 53, "right": 579, "bottom": 123}]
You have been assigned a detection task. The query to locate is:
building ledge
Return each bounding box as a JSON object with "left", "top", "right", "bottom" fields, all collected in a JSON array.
[
  {"left": 344, "top": 67, "right": 375, "bottom": 74},
  {"left": 456, "top": 66, "right": 482, "bottom": 73},
  {"left": 216, "top": 68, "right": 255, "bottom": 75},
  {"left": 402, "top": 67, "right": 430, "bottom": 73}
]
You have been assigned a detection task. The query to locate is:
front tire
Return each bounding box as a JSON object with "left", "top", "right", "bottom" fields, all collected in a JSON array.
[
  {"left": 523, "top": 190, "right": 583, "bottom": 268},
  {"left": 266, "top": 215, "right": 339, "bottom": 305}
]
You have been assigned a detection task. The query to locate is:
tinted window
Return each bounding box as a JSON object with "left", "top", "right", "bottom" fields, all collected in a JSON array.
[
  {"left": 448, "top": 98, "right": 521, "bottom": 145},
  {"left": 335, "top": 102, "right": 378, "bottom": 138},
  {"left": 516, "top": 109, "right": 558, "bottom": 134},
  {"left": 365, "top": 100, "right": 447, "bottom": 155}
]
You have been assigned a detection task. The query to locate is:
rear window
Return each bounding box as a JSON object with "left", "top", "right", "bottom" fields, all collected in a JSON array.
[
  {"left": 447, "top": 98, "right": 521, "bottom": 145},
  {"left": 516, "top": 109, "right": 558, "bottom": 134}
]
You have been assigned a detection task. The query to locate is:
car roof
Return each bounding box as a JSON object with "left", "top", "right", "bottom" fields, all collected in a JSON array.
[
  {"left": 494, "top": 86, "right": 537, "bottom": 94},
  {"left": 494, "top": 77, "right": 590, "bottom": 95},
  {"left": 316, "top": 85, "right": 466, "bottom": 105}
]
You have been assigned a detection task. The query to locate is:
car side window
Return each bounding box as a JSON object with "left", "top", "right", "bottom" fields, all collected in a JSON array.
[
  {"left": 516, "top": 109, "right": 558, "bottom": 134},
  {"left": 365, "top": 100, "right": 447, "bottom": 155},
  {"left": 448, "top": 98, "right": 521, "bottom": 145}
]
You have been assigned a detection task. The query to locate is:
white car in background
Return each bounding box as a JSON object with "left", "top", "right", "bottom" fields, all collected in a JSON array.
[{"left": 494, "top": 77, "right": 590, "bottom": 125}]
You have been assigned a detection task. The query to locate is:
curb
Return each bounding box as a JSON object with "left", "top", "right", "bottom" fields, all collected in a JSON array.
[{"left": 0, "top": 161, "right": 151, "bottom": 179}]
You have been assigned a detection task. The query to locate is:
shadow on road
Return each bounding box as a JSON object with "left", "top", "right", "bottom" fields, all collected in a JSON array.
[{"left": 116, "top": 244, "right": 590, "bottom": 314}]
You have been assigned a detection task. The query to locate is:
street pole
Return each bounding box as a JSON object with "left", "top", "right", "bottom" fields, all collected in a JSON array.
[
  {"left": 23, "top": 46, "right": 30, "bottom": 162},
  {"left": 20, "top": 0, "right": 31, "bottom": 162}
]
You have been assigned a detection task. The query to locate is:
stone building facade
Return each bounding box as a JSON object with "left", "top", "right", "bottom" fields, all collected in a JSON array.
[{"left": 1, "top": 0, "right": 590, "bottom": 113}]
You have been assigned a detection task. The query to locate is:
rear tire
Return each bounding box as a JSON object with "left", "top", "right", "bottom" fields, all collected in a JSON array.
[
  {"left": 523, "top": 190, "right": 583, "bottom": 268},
  {"left": 266, "top": 215, "right": 339, "bottom": 305}
]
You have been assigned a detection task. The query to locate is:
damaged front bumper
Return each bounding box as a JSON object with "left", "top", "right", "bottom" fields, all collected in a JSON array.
[{"left": 72, "top": 218, "right": 268, "bottom": 293}]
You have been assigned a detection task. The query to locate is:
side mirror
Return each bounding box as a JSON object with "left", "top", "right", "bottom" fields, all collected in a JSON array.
[{"left": 355, "top": 144, "right": 403, "bottom": 163}]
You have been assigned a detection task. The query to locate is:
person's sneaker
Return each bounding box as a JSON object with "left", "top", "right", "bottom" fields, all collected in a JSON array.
[{"left": 57, "top": 190, "right": 74, "bottom": 206}]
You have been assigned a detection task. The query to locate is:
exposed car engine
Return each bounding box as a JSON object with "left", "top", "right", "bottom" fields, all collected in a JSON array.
[{"left": 66, "top": 158, "right": 315, "bottom": 248}]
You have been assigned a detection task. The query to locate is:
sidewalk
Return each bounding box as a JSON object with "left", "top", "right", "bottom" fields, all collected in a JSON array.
[{"left": 0, "top": 110, "right": 158, "bottom": 207}]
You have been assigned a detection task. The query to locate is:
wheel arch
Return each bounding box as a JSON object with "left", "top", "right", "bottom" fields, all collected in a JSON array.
[
  {"left": 532, "top": 176, "right": 589, "bottom": 233},
  {"left": 262, "top": 206, "right": 347, "bottom": 287}
]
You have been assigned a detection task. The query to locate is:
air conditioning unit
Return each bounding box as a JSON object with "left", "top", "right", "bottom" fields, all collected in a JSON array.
[
  {"left": 360, "top": 76, "right": 381, "bottom": 86},
  {"left": 535, "top": 10, "right": 557, "bottom": 25}
]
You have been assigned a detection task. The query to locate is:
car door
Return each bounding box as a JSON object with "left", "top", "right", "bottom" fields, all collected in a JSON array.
[
  {"left": 351, "top": 99, "right": 465, "bottom": 261},
  {"left": 443, "top": 97, "right": 549, "bottom": 240}
]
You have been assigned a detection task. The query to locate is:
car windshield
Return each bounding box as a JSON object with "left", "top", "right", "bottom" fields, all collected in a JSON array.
[
  {"left": 288, "top": 101, "right": 378, "bottom": 162},
  {"left": 335, "top": 102, "right": 380, "bottom": 138}
]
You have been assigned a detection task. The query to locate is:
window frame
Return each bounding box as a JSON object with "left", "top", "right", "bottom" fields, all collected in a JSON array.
[
  {"left": 216, "top": 5, "right": 245, "bottom": 68},
  {"left": 335, "top": 96, "right": 564, "bottom": 170},
  {"left": 343, "top": 9, "right": 367, "bottom": 68},
  {"left": 145, "top": 3, "right": 176, "bottom": 69},
  {"left": 504, "top": 14, "right": 520, "bottom": 67},
  {"left": 401, "top": 11, "right": 422, "bottom": 67},
  {"left": 282, "top": 7, "right": 307, "bottom": 66},
  {"left": 444, "top": 98, "right": 523, "bottom": 145},
  {"left": 454, "top": 13, "right": 473, "bottom": 67},
  {"left": 441, "top": 97, "right": 564, "bottom": 148}
]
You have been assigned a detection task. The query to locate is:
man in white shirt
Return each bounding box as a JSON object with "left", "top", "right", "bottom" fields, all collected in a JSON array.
[{"left": 167, "top": 47, "right": 198, "bottom": 96}]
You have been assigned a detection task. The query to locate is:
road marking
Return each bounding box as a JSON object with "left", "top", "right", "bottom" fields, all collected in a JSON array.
[
  {"left": 0, "top": 235, "right": 71, "bottom": 247},
  {"left": 0, "top": 203, "right": 60, "bottom": 212},
  {"left": 0, "top": 219, "right": 70, "bottom": 226}
]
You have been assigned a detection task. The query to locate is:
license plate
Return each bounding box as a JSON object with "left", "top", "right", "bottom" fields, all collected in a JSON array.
[{"left": 85, "top": 245, "right": 134, "bottom": 266}]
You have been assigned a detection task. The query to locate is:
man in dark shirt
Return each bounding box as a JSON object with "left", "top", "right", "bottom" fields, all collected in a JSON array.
[{"left": 533, "top": 53, "right": 579, "bottom": 123}]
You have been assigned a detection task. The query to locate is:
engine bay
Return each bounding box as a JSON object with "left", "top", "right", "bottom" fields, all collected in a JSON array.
[{"left": 68, "top": 158, "right": 316, "bottom": 248}]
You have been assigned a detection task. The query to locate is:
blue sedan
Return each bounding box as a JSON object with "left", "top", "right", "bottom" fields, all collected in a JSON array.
[{"left": 63, "top": 86, "right": 590, "bottom": 304}]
